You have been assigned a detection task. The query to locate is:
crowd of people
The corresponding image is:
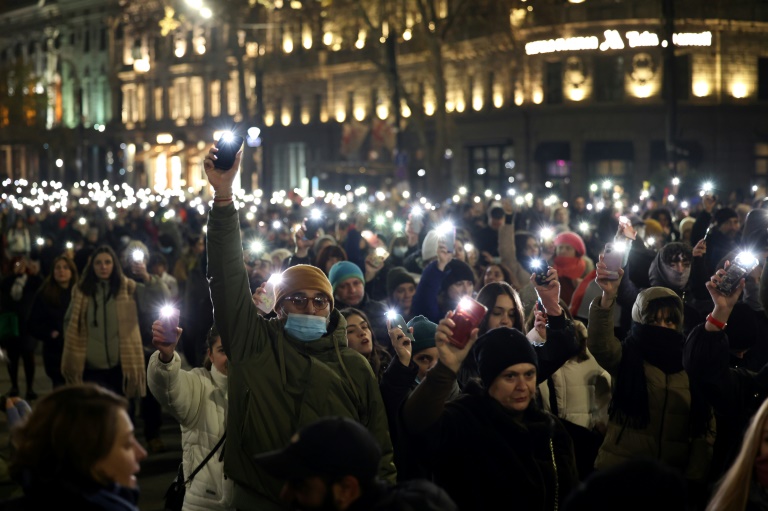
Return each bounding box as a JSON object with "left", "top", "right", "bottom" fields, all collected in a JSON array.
[{"left": 2, "top": 156, "right": 768, "bottom": 510}]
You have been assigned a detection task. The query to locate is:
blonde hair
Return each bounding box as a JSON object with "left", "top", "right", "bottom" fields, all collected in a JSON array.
[{"left": 706, "top": 398, "right": 768, "bottom": 511}]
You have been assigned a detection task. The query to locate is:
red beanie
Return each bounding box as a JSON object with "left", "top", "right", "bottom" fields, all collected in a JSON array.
[{"left": 554, "top": 232, "right": 586, "bottom": 257}]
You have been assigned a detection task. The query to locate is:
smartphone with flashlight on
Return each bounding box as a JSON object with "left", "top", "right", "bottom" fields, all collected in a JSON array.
[
  {"left": 214, "top": 131, "right": 245, "bottom": 170},
  {"left": 530, "top": 258, "right": 549, "bottom": 286},
  {"left": 449, "top": 297, "right": 488, "bottom": 349},
  {"left": 602, "top": 241, "right": 627, "bottom": 280},
  {"left": 716, "top": 252, "right": 759, "bottom": 296},
  {"left": 257, "top": 274, "right": 282, "bottom": 314},
  {"left": 131, "top": 249, "right": 145, "bottom": 264},
  {"left": 386, "top": 311, "right": 415, "bottom": 343},
  {"left": 159, "top": 305, "right": 180, "bottom": 344},
  {"left": 409, "top": 211, "right": 424, "bottom": 234},
  {"left": 370, "top": 247, "right": 390, "bottom": 268},
  {"left": 303, "top": 216, "right": 323, "bottom": 241},
  {"left": 439, "top": 223, "right": 456, "bottom": 254}
]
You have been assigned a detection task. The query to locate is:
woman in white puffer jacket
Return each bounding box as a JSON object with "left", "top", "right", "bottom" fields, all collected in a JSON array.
[
  {"left": 148, "top": 322, "right": 233, "bottom": 511},
  {"left": 526, "top": 299, "right": 612, "bottom": 479}
]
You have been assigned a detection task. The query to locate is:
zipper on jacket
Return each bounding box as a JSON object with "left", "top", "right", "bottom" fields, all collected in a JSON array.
[{"left": 657, "top": 373, "right": 670, "bottom": 459}]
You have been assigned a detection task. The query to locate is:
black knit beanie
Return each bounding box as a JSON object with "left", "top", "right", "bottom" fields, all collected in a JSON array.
[
  {"left": 713, "top": 207, "right": 738, "bottom": 225},
  {"left": 440, "top": 259, "right": 476, "bottom": 292},
  {"left": 386, "top": 266, "right": 416, "bottom": 298},
  {"left": 476, "top": 327, "right": 538, "bottom": 388}
]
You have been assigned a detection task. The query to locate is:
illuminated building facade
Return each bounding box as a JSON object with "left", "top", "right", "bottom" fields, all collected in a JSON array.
[
  {"left": 0, "top": 0, "right": 120, "bottom": 184},
  {"left": 1, "top": 0, "right": 768, "bottom": 201}
]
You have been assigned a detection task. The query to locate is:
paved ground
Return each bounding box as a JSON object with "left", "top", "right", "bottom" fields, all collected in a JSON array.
[{"left": 0, "top": 346, "right": 187, "bottom": 511}]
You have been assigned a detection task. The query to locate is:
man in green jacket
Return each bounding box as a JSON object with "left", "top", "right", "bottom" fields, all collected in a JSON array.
[{"left": 203, "top": 146, "right": 396, "bottom": 511}]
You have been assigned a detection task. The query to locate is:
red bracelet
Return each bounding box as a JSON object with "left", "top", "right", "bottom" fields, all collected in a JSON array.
[
  {"left": 706, "top": 313, "right": 727, "bottom": 330},
  {"left": 213, "top": 196, "right": 233, "bottom": 202}
]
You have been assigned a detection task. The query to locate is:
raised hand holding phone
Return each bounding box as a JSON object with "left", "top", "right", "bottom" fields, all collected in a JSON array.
[
  {"left": 714, "top": 252, "right": 757, "bottom": 296},
  {"left": 449, "top": 297, "right": 488, "bottom": 349},
  {"left": 213, "top": 131, "right": 244, "bottom": 170},
  {"left": 434, "top": 310, "right": 479, "bottom": 374},
  {"left": 203, "top": 144, "right": 243, "bottom": 201},
  {"left": 255, "top": 274, "right": 282, "bottom": 314},
  {"left": 387, "top": 313, "right": 415, "bottom": 367}
]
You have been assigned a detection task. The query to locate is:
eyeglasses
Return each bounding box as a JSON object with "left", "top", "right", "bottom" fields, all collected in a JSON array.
[{"left": 283, "top": 295, "right": 331, "bottom": 311}]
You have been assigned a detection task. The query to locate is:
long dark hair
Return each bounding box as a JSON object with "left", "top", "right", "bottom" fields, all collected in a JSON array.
[
  {"left": 79, "top": 245, "right": 123, "bottom": 299},
  {"left": 316, "top": 245, "right": 348, "bottom": 275},
  {"left": 339, "top": 307, "right": 391, "bottom": 380},
  {"left": 475, "top": 282, "right": 525, "bottom": 335},
  {"left": 40, "top": 256, "right": 78, "bottom": 308}
]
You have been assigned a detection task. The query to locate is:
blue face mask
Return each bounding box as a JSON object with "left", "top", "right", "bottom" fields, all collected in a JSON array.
[{"left": 284, "top": 313, "right": 329, "bottom": 342}]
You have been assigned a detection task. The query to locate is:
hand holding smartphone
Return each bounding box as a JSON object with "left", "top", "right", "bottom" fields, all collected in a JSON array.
[
  {"left": 159, "top": 306, "right": 180, "bottom": 344},
  {"left": 386, "top": 311, "right": 415, "bottom": 343},
  {"left": 448, "top": 297, "right": 488, "bottom": 349},
  {"left": 369, "top": 247, "right": 390, "bottom": 268},
  {"left": 716, "top": 252, "right": 759, "bottom": 296},
  {"left": 438, "top": 223, "right": 456, "bottom": 254},
  {"left": 214, "top": 132, "right": 244, "bottom": 170},
  {"left": 530, "top": 259, "right": 549, "bottom": 286},
  {"left": 256, "top": 274, "right": 282, "bottom": 314},
  {"left": 602, "top": 241, "right": 627, "bottom": 280},
  {"left": 303, "top": 217, "right": 322, "bottom": 241}
]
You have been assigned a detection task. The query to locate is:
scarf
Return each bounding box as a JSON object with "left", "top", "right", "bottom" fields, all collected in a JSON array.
[
  {"left": 553, "top": 255, "right": 586, "bottom": 280},
  {"left": 62, "top": 276, "right": 146, "bottom": 398},
  {"left": 610, "top": 322, "right": 709, "bottom": 435}
]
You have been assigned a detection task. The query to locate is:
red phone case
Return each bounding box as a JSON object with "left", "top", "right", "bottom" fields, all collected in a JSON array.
[{"left": 449, "top": 298, "right": 488, "bottom": 348}]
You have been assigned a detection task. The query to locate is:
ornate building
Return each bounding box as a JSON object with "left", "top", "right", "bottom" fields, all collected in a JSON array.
[{"left": 2, "top": 0, "right": 768, "bottom": 202}]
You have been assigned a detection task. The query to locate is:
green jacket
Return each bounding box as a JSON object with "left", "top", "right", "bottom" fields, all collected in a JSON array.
[
  {"left": 587, "top": 296, "right": 712, "bottom": 481},
  {"left": 207, "top": 204, "right": 396, "bottom": 511}
]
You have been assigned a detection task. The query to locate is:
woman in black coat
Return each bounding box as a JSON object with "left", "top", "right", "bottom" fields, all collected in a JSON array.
[
  {"left": 27, "top": 255, "right": 78, "bottom": 389},
  {"left": 401, "top": 324, "right": 578, "bottom": 511}
]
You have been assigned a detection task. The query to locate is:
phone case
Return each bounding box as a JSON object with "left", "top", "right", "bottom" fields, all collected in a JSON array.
[
  {"left": 257, "top": 275, "right": 281, "bottom": 314},
  {"left": 160, "top": 308, "right": 180, "bottom": 344},
  {"left": 441, "top": 228, "right": 456, "bottom": 254},
  {"left": 716, "top": 256, "right": 759, "bottom": 296},
  {"left": 603, "top": 243, "right": 623, "bottom": 280},
  {"left": 214, "top": 134, "right": 244, "bottom": 170},
  {"left": 534, "top": 264, "right": 549, "bottom": 286},
  {"left": 303, "top": 218, "right": 322, "bottom": 240},
  {"left": 409, "top": 215, "right": 424, "bottom": 234},
  {"left": 389, "top": 314, "right": 415, "bottom": 342},
  {"left": 450, "top": 298, "right": 488, "bottom": 348}
]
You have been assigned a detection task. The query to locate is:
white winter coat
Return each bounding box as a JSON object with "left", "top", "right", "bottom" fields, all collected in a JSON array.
[
  {"left": 148, "top": 351, "right": 234, "bottom": 511},
  {"left": 527, "top": 328, "right": 612, "bottom": 431}
]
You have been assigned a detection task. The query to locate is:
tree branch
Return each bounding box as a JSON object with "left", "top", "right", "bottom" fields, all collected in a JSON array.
[{"left": 440, "top": 0, "right": 471, "bottom": 41}]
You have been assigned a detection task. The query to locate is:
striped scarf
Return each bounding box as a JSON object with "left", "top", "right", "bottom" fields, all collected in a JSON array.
[{"left": 62, "top": 276, "right": 146, "bottom": 397}]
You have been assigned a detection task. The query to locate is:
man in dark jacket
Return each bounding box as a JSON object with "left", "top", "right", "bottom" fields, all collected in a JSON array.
[
  {"left": 254, "top": 416, "right": 457, "bottom": 511},
  {"left": 328, "top": 261, "right": 390, "bottom": 350}
]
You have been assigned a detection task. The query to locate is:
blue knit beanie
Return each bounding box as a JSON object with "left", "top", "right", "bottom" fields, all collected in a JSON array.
[{"left": 328, "top": 261, "right": 365, "bottom": 292}]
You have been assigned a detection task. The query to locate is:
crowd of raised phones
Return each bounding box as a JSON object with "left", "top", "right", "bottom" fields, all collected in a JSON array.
[{"left": 2, "top": 174, "right": 768, "bottom": 510}]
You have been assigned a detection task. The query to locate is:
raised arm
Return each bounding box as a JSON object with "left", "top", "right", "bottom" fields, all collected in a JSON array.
[
  {"left": 586, "top": 254, "right": 625, "bottom": 375},
  {"left": 203, "top": 146, "right": 269, "bottom": 360},
  {"left": 402, "top": 313, "right": 477, "bottom": 434},
  {"left": 146, "top": 321, "right": 208, "bottom": 427}
]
